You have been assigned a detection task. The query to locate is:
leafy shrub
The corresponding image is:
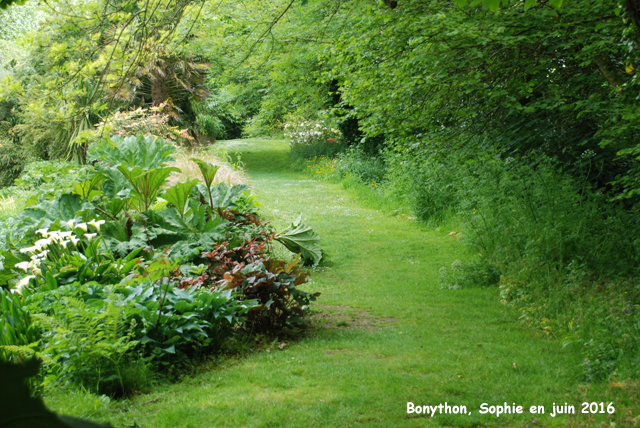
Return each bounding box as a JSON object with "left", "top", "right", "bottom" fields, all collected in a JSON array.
[
  {"left": 197, "top": 114, "right": 227, "bottom": 140},
  {"left": 202, "top": 239, "right": 319, "bottom": 332},
  {"left": 95, "top": 104, "right": 194, "bottom": 146},
  {"left": 121, "top": 258, "right": 250, "bottom": 367},
  {"left": 293, "top": 147, "right": 386, "bottom": 186},
  {"left": 12, "top": 161, "right": 97, "bottom": 194},
  {"left": 438, "top": 259, "right": 500, "bottom": 290},
  {"left": 332, "top": 146, "right": 386, "bottom": 184},
  {"left": 420, "top": 151, "right": 639, "bottom": 379},
  {"left": 194, "top": 84, "right": 257, "bottom": 140},
  {"left": 286, "top": 117, "right": 345, "bottom": 161},
  {"left": 34, "top": 291, "right": 142, "bottom": 396},
  {"left": 457, "top": 155, "right": 640, "bottom": 277},
  {"left": 383, "top": 147, "right": 459, "bottom": 223},
  {"left": 0, "top": 287, "right": 40, "bottom": 360},
  {"left": 16, "top": 256, "right": 248, "bottom": 395}
]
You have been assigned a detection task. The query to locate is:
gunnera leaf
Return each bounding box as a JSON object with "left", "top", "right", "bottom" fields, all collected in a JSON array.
[
  {"left": 275, "top": 215, "right": 323, "bottom": 266},
  {"left": 89, "top": 134, "right": 176, "bottom": 169}
]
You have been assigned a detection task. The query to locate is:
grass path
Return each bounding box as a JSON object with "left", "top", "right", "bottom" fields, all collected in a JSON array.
[{"left": 48, "top": 138, "right": 618, "bottom": 427}]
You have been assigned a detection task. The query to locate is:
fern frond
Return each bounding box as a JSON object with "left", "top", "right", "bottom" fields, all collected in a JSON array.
[{"left": 0, "top": 343, "right": 49, "bottom": 363}]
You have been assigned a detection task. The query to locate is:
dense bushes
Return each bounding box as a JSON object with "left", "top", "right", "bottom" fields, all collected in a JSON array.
[{"left": 0, "top": 134, "right": 321, "bottom": 396}]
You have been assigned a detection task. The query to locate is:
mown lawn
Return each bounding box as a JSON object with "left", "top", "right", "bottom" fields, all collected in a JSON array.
[{"left": 45, "top": 138, "right": 637, "bottom": 427}]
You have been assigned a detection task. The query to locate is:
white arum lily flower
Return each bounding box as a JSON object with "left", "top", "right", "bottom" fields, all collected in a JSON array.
[
  {"left": 67, "top": 219, "right": 75, "bottom": 229},
  {"left": 32, "top": 268, "right": 41, "bottom": 275},
  {"left": 13, "top": 275, "right": 34, "bottom": 295},
  {"left": 34, "top": 239, "right": 50, "bottom": 249},
  {"left": 36, "top": 228, "right": 49, "bottom": 237},
  {"left": 59, "top": 231, "right": 73, "bottom": 238},
  {"left": 88, "top": 219, "right": 105, "bottom": 231},
  {"left": 60, "top": 240, "right": 70, "bottom": 248},
  {"left": 85, "top": 233, "right": 97, "bottom": 242},
  {"left": 76, "top": 223, "right": 88, "bottom": 232},
  {"left": 15, "top": 261, "right": 29, "bottom": 272},
  {"left": 19, "top": 246, "right": 37, "bottom": 254},
  {"left": 70, "top": 235, "right": 79, "bottom": 245}
]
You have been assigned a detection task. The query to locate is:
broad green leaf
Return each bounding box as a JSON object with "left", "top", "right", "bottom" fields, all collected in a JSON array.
[
  {"left": 89, "top": 134, "right": 176, "bottom": 169},
  {"left": 275, "top": 215, "right": 323, "bottom": 266},
  {"left": 164, "top": 179, "right": 199, "bottom": 219},
  {"left": 117, "top": 164, "right": 179, "bottom": 211},
  {"left": 190, "top": 158, "right": 220, "bottom": 188},
  {"left": 195, "top": 183, "right": 249, "bottom": 209},
  {"left": 72, "top": 173, "right": 105, "bottom": 200},
  {"left": 101, "top": 219, "right": 147, "bottom": 258}
]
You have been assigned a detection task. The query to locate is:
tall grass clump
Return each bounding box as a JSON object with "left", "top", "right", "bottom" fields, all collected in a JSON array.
[{"left": 383, "top": 148, "right": 459, "bottom": 224}]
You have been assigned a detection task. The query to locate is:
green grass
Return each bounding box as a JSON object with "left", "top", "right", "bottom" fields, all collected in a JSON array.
[{"left": 44, "top": 138, "right": 639, "bottom": 427}]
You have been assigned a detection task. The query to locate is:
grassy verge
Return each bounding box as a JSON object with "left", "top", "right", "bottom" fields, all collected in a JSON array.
[{"left": 45, "top": 138, "right": 639, "bottom": 427}]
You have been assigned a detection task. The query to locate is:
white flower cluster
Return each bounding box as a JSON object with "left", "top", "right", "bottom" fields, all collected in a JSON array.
[
  {"left": 580, "top": 149, "right": 596, "bottom": 159},
  {"left": 12, "top": 219, "right": 106, "bottom": 295},
  {"left": 284, "top": 119, "right": 342, "bottom": 147}
]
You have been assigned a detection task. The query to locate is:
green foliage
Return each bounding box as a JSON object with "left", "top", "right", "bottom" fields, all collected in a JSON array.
[
  {"left": 36, "top": 292, "right": 141, "bottom": 396},
  {"left": 6, "top": 161, "right": 96, "bottom": 198},
  {"left": 452, "top": 0, "right": 564, "bottom": 12},
  {"left": 192, "top": 85, "right": 254, "bottom": 140},
  {"left": 456, "top": 155, "right": 639, "bottom": 277},
  {"left": 122, "top": 273, "right": 250, "bottom": 366},
  {"left": 0, "top": 288, "right": 40, "bottom": 359},
  {"left": 164, "top": 179, "right": 199, "bottom": 219},
  {"left": 190, "top": 158, "right": 220, "bottom": 188},
  {"left": 94, "top": 106, "right": 193, "bottom": 147},
  {"left": 89, "top": 135, "right": 176, "bottom": 170},
  {"left": 117, "top": 164, "right": 179, "bottom": 212},
  {"left": 331, "top": 147, "right": 386, "bottom": 185},
  {"left": 200, "top": 182, "right": 252, "bottom": 212},
  {"left": 202, "top": 239, "right": 318, "bottom": 331},
  {"left": 0, "top": 0, "right": 206, "bottom": 171},
  {"left": 275, "top": 215, "right": 323, "bottom": 266}
]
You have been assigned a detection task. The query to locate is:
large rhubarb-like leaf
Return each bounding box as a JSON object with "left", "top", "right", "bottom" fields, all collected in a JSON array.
[
  {"left": 275, "top": 215, "right": 323, "bottom": 266},
  {"left": 117, "top": 164, "right": 179, "bottom": 211},
  {"left": 89, "top": 134, "right": 176, "bottom": 169},
  {"left": 164, "top": 179, "right": 199, "bottom": 219},
  {"left": 190, "top": 158, "right": 220, "bottom": 188},
  {"left": 195, "top": 183, "right": 249, "bottom": 210}
]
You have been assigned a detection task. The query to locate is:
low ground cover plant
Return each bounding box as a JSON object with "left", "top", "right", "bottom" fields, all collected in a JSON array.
[{"left": 0, "top": 133, "right": 322, "bottom": 396}]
